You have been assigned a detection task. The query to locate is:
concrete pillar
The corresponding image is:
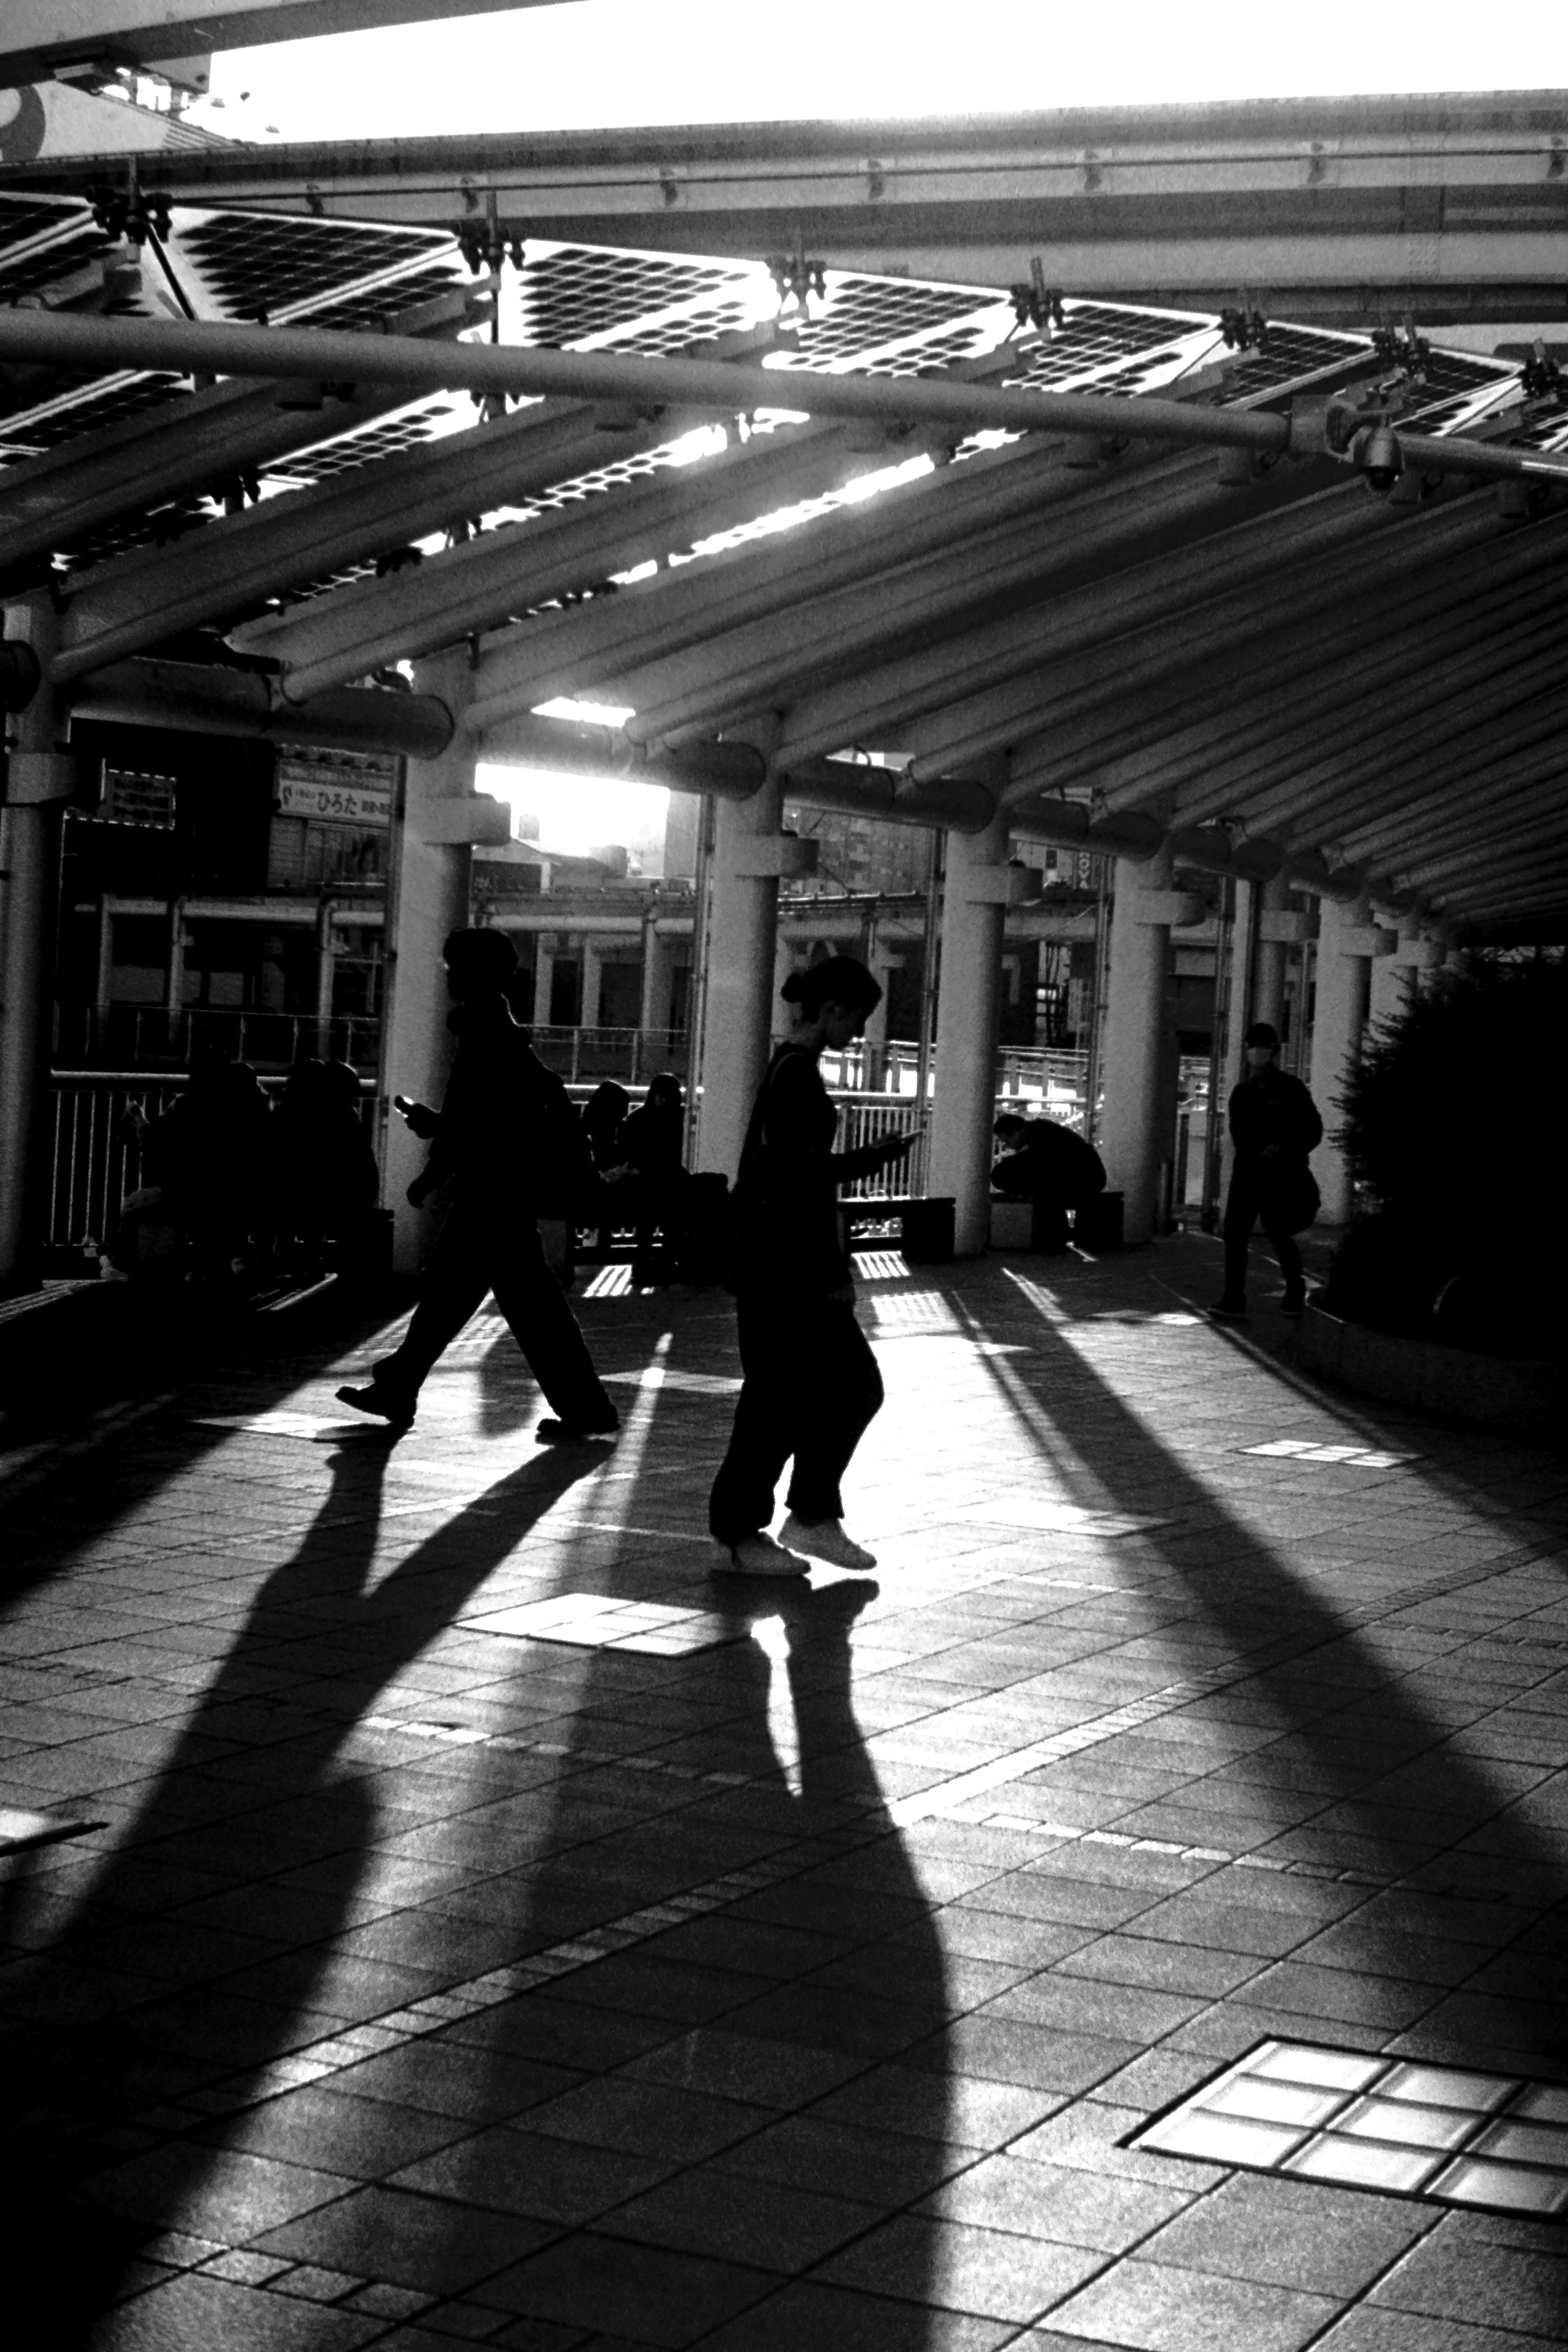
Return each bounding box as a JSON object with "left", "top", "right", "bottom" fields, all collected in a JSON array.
[
  {"left": 639, "top": 915, "right": 674, "bottom": 1041},
  {"left": 929, "top": 809, "right": 1011, "bottom": 1257},
  {"left": 1308, "top": 894, "right": 1392, "bottom": 1225},
  {"left": 861, "top": 953, "right": 902, "bottom": 1091},
  {"left": 1368, "top": 937, "right": 1413, "bottom": 1032},
  {"left": 1099, "top": 846, "right": 1198, "bottom": 1246},
  {"left": 1252, "top": 872, "right": 1290, "bottom": 1036},
  {"left": 580, "top": 937, "right": 604, "bottom": 1031},
  {"left": 534, "top": 935, "right": 556, "bottom": 1031},
  {"left": 377, "top": 652, "right": 510, "bottom": 1272},
  {"left": 314, "top": 899, "right": 337, "bottom": 1059},
  {"left": 771, "top": 926, "right": 802, "bottom": 1044},
  {"left": 693, "top": 775, "right": 786, "bottom": 1174},
  {"left": 0, "top": 597, "right": 74, "bottom": 1290},
  {"left": 1216, "top": 876, "right": 1255, "bottom": 1203}
]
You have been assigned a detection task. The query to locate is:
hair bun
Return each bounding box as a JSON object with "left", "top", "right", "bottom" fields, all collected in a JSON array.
[{"left": 780, "top": 970, "right": 808, "bottom": 1004}]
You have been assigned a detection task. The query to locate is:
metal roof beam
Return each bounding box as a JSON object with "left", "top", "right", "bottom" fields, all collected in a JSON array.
[
  {"left": 0, "top": 285, "right": 486, "bottom": 587},
  {"left": 2, "top": 0, "right": 568, "bottom": 89},
  {"left": 235, "top": 421, "right": 1066, "bottom": 705},
  {"left": 49, "top": 394, "right": 741, "bottom": 684},
  {"left": 1, "top": 306, "right": 1560, "bottom": 495},
  {"left": 960, "top": 504, "right": 1563, "bottom": 788},
  {"left": 66, "top": 657, "right": 454, "bottom": 757}
]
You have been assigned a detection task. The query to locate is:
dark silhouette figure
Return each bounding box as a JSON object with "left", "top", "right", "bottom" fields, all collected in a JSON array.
[
  {"left": 272, "top": 1056, "right": 378, "bottom": 1271},
  {"left": 115, "top": 1049, "right": 272, "bottom": 1283},
  {"left": 338, "top": 928, "right": 616, "bottom": 1443},
  {"left": 991, "top": 1110, "right": 1107, "bottom": 1252},
  {"left": 579, "top": 1081, "right": 633, "bottom": 1262},
  {"left": 620, "top": 1071, "right": 689, "bottom": 1283},
  {"left": 1213, "top": 1019, "right": 1324, "bottom": 1319},
  {"left": 709, "top": 956, "right": 919, "bottom": 1577}
]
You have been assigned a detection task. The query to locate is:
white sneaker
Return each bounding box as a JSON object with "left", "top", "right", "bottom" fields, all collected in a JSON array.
[
  {"left": 715, "top": 1532, "right": 811, "bottom": 1577},
  {"left": 779, "top": 1513, "right": 877, "bottom": 1571}
]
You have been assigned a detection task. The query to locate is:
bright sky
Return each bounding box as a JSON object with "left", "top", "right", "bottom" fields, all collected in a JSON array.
[{"left": 187, "top": 0, "right": 1568, "bottom": 141}]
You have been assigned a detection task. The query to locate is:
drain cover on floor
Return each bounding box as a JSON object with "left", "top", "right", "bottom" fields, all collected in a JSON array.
[
  {"left": 1129, "top": 2039, "right": 1568, "bottom": 2218},
  {"left": 463, "top": 1592, "right": 743, "bottom": 1655}
]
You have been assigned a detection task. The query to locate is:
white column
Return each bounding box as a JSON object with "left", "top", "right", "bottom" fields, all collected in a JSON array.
[
  {"left": 694, "top": 773, "right": 785, "bottom": 1175},
  {"left": 314, "top": 899, "right": 337, "bottom": 1059},
  {"left": 1099, "top": 846, "right": 1199, "bottom": 1246},
  {"left": 1308, "top": 895, "right": 1392, "bottom": 1226},
  {"left": 861, "top": 953, "right": 902, "bottom": 1091},
  {"left": 639, "top": 915, "right": 673, "bottom": 1040},
  {"left": 771, "top": 925, "right": 802, "bottom": 1043},
  {"left": 377, "top": 653, "right": 510, "bottom": 1272},
  {"left": 0, "top": 597, "right": 74, "bottom": 1288},
  {"left": 533, "top": 935, "right": 556, "bottom": 1031},
  {"left": 580, "top": 937, "right": 604, "bottom": 1031},
  {"left": 1216, "top": 876, "right": 1255, "bottom": 1204},
  {"left": 1252, "top": 872, "right": 1291, "bottom": 1035},
  {"left": 929, "top": 811, "right": 1011, "bottom": 1256}
]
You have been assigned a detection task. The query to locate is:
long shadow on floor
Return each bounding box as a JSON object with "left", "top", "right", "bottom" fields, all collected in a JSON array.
[
  {"left": 1, "top": 1430, "right": 600, "bottom": 2345},
  {"left": 949, "top": 1265, "right": 1568, "bottom": 2337},
  {"left": 215, "top": 1363, "right": 955, "bottom": 2349}
]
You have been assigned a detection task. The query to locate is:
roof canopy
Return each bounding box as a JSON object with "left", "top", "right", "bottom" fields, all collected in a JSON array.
[{"left": 2, "top": 188, "right": 1566, "bottom": 936}]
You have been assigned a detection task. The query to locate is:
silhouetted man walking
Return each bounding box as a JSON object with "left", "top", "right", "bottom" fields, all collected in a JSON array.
[{"left": 339, "top": 928, "right": 618, "bottom": 1442}]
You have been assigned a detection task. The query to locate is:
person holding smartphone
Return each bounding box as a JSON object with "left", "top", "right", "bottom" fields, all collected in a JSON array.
[
  {"left": 337, "top": 927, "right": 616, "bottom": 1442},
  {"left": 710, "top": 955, "right": 921, "bottom": 1577}
]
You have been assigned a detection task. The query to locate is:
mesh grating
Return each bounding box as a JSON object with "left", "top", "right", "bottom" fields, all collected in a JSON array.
[
  {"left": 265, "top": 400, "right": 468, "bottom": 485},
  {"left": 0, "top": 196, "right": 81, "bottom": 248},
  {"left": 606, "top": 300, "right": 763, "bottom": 356},
  {"left": 1216, "top": 324, "right": 1373, "bottom": 398},
  {"left": 0, "top": 223, "right": 113, "bottom": 305},
  {"left": 776, "top": 274, "right": 994, "bottom": 367}
]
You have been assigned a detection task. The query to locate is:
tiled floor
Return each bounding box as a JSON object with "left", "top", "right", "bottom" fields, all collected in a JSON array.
[{"left": 2, "top": 1234, "right": 1567, "bottom": 2350}]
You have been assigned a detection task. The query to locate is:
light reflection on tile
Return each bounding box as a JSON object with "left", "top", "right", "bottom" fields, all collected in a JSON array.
[
  {"left": 1253, "top": 2046, "right": 1384, "bottom": 2094},
  {"left": 1512, "top": 2087, "right": 1568, "bottom": 2125},
  {"left": 1474, "top": 2120, "right": 1568, "bottom": 2169},
  {"left": 1433, "top": 2158, "right": 1568, "bottom": 2216},
  {"left": 1340, "top": 2098, "right": 1474, "bottom": 2152},
  {"left": 1287, "top": 2136, "right": 1444, "bottom": 2193},
  {"left": 1380, "top": 2063, "right": 1514, "bottom": 2112},
  {"left": 1205, "top": 2078, "right": 1347, "bottom": 2129},
  {"left": 1141, "top": 2112, "right": 1310, "bottom": 2167}
]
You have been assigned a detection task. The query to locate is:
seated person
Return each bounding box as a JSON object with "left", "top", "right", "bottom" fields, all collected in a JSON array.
[{"left": 991, "top": 1111, "right": 1107, "bottom": 1251}]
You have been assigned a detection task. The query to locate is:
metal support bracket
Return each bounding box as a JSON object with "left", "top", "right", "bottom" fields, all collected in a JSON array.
[
  {"left": 419, "top": 796, "right": 512, "bottom": 846},
  {"left": 1131, "top": 889, "right": 1207, "bottom": 927},
  {"left": 1258, "top": 911, "right": 1310, "bottom": 945},
  {"left": 964, "top": 864, "right": 1039, "bottom": 906},
  {"left": 731, "top": 835, "right": 819, "bottom": 880},
  {"left": 3, "top": 751, "right": 80, "bottom": 805},
  {"left": 1336, "top": 926, "right": 1399, "bottom": 958}
]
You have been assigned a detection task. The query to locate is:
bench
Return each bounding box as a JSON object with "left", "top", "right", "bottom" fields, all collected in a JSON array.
[{"left": 839, "top": 1194, "right": 956, "bottom": 1263}]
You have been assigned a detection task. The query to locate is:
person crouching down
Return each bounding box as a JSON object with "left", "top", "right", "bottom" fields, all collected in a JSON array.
[
  {"left": 337, "top": 927, "right": 617, "bottom": 1443},
  {"left": 709, "top": 956, "right": 922, "bottom": 1578}
]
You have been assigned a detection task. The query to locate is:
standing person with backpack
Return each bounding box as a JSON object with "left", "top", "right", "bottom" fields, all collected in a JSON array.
[
  {"left": 709, "top": 956, "right": 921, "bottom": 1577},
  {"left": 1211, "top": 1020, "right": 1324, "bottom": 1319},
  {"left": 337, "top": 928, "right": 617, "bottom": 1441}
]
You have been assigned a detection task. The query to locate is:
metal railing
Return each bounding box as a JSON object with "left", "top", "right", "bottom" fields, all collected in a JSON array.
[
  {"left": 54, "top": 1004, "right": 382, "bottom": 1073},
  {"left": 528, "top": 1026, "right": 691, "bottom": 1084}
]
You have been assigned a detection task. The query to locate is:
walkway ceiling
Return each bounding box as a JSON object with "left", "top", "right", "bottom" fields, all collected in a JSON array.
[{"left": 2, "top": 189, "right": 1566, "bottom": 938}]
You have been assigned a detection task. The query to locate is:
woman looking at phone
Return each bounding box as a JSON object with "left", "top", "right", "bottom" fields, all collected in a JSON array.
[{"left": 710, "top": 955, "right": 921, "bottom": 1577}]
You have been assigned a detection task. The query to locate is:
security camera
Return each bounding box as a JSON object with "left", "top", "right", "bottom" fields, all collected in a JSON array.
[{"left": 1354, "top": 420, "right": 1404, "bottom": 497}]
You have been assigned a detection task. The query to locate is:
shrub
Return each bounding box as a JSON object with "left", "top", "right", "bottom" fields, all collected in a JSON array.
[{"left": 1318, "top": 952, "right": 1568, "bottom": 1357}]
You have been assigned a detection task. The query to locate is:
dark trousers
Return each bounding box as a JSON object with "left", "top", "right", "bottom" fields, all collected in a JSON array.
[
  {"left": 1223, "top": 1173, "right": 1304, "bottom": 1301},
  {"left": 708, "top": 1293, "right": 884, "bottom": 1546},
  {"left": 376, "top": 1211, "right": 613, "bottom": 1426}
]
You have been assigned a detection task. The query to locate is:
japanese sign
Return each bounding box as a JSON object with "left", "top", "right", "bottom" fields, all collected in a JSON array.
[{"left": 275, "top": 760, "right": 392, "bottom": 828}]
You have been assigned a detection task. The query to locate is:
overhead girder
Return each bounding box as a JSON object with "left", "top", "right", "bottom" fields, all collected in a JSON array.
[
  {"left": 1178, "top": 672, "right": 1568, "bottom": 840},
  {"left": 63, "top": 658, "right": 455, "bottom": 758},
  {"left": 980, "top": 506, "right": 1568, "bottom": 795},
  {"left": 236, "top": 415, "right": 1041, "bottom": 704},
  {"left": 902, "top": 490, "right": 1521, "bottom": 778},
  {"left": 1399, "top": 803, "right": 1568, "bottom": 890},
  {"left": 1343, "top": 748, "right": 1568, "bottom": 863},
  {"left": 772, "top": 479, "right": 1409, "bottom": 767},
  {"left": 629, "top": 454, "right": 1352, "bottom": 752},
  {"left": 1085, "top": 602, "right": 1568, "bottom": 819},
  {"left": 0, "top": 284, "right": 486, "bottom": 590},
  {"left": 49, "top": 394, "right": 741, "bottom": 686},
  {"left": 1106, "top": 630, "right": 1568, "bottom": 836},
  {"left": 463, "top": 427, "right": 1122, "bottom": 731}
]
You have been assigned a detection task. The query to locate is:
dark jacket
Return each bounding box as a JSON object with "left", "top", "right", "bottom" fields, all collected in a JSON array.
[
  {"left": 1227, "top": 1064, "right": 1323, "bottom": 1174},
  {"left": 418, "top": 1000, "right": 590, "bottom": 1215},
  {"left": 991, "top": 1118, "right": 1106, "bottom": 1205},
  {"left": 730, "top": 1042, "right": 888, "bottom": 1296}
]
